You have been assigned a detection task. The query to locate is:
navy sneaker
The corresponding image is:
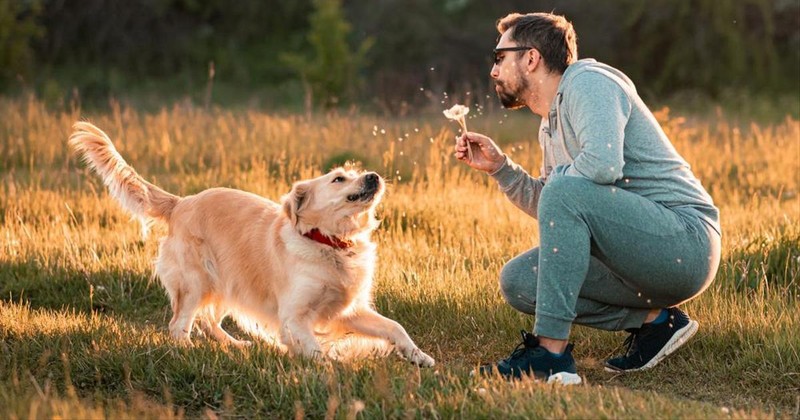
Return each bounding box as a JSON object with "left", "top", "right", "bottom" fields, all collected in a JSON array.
[
  {"left": 605, "top": 307, "right": 699, "bottom": 373},
  {"left": 476, "top": 330, "right": 582, "bottom": 385}
]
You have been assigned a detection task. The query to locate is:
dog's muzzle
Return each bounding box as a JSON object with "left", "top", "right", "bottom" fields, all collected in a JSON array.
[{"left": 347, "top": 173, "right": 382, "bottom": 202}]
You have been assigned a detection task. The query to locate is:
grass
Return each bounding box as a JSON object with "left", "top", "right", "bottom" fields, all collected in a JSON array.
[{"left": 1, "top": 96, "right": 798, "bottom": 418}]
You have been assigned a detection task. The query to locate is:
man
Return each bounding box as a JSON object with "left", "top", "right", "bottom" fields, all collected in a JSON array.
[{"left": 454, "top": 12, "right": 721, "bottom": 384}]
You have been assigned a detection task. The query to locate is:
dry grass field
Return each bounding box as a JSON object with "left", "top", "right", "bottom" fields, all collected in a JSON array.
[{"left": 1, "top": 97, "right": 798, "bottom": 418}]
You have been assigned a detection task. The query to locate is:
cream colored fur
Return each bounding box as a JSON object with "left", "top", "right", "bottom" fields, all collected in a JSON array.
[{"left": 68, "top": 122, "right": 434, "bottom": 367}]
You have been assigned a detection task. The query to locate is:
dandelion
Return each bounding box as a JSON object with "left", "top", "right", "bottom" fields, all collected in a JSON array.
[{"left": 443, "top": 104, "right": 472, "bottom": 161}]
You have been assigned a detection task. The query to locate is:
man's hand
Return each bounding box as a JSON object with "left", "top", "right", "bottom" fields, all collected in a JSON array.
[{"left": 454, "top": 132, "right": 506, "bottom": 173}]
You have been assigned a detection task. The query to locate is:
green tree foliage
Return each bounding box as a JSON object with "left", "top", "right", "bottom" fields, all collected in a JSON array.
[
  {"left": 5, "top": 0, "right": 798, "bottom": 108},
  {"left": 0, "top": 0, "right": 44, "bottom": 88},
  {"left": 281, "top": 0, "right": 374, "bottom": 109},
  {"left": 617, "top": 0, "right": 787, "bottom": 96}
]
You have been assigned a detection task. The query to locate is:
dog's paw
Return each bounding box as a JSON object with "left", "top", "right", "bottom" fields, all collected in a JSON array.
[
  {"left": 233, "top": 339, "right": 253, "bottom": 348},
  {"left": 405, "top": 348, "right": 435, "bottom": 368}
]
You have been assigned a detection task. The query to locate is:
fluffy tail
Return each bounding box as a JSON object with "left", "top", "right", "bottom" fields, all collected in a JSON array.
[{"left": 68, "top": 122, "right": 179, "bottom": 234}]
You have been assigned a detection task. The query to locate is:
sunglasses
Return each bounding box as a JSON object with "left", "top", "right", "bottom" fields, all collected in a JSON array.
[{"left": 492, "top": 46, "right": 534, "bottom": 65}]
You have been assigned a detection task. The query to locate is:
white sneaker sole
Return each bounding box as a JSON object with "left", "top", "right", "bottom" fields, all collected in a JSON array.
[
  {"left": 604, "top": 320, "right": 699, "bottom": 373},
  {"left": 547, "top": 371, "right": 583, "bottom": 385}
]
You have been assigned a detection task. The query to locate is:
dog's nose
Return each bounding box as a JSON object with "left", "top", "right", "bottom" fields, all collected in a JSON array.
[{"left": 365, "top": 173, "right": 379, "bottom": 184}]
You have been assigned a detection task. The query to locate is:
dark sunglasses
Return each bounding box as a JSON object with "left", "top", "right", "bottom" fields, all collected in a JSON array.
[{"left": 492, "top": 46, "right": 534, "bottom": 65}]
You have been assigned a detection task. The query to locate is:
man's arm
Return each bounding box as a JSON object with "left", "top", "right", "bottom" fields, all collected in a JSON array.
[
  {"left": 557, "top": 72, "right": 631, "bottom": 184},
  {"left": 455, "top": 132, "right": 545, "bottom": 219},
  {"left": 490, "top": 156, "right": 546, "bottom": 219}
]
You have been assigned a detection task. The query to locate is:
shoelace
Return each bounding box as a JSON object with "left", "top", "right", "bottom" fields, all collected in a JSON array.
[
  {"left": 506, "top": 330, "right": 540, "bottom": 361},
  {"left": 622, "top": 331, "right": 640, "bottom": 357}
]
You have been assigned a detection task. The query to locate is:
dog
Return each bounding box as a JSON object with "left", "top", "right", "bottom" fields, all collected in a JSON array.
[{"left": 68, "top": 122, "right": 434, "bottom": 367}]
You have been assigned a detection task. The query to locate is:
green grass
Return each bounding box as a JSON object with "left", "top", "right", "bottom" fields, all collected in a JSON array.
[{"left": 1, "top": 97, "right": 798, "bottom": 418}]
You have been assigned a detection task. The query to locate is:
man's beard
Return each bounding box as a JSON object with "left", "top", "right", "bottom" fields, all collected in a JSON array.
[{"left": 495, "top": 73, "right": 529, "bottom": 110}]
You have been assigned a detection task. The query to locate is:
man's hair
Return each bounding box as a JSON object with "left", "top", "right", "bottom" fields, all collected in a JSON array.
[{"left": 497, "top": 12, "right": 578, "bottom": 74}]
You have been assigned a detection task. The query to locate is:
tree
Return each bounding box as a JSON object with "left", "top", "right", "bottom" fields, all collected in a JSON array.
[
  {"left": 281, "top": 0, "right": 373, "bottom": 110},
  {"left": 0, "top": 0, "right": 44, "bottom": 88}
]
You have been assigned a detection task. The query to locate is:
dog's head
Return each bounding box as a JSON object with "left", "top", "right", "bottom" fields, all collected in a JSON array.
[{"left": 281, "top": 168, "right": 384, "bottom": 239}]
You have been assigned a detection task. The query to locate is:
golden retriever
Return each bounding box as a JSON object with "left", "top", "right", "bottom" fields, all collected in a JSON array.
[{"left": 68, "top": 122, "right": 434, "bottom": 367}]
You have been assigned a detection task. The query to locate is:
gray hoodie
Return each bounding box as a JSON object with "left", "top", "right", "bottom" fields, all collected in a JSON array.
[{"left": 490, "top": 59, "right": 720, "bottom": 235}]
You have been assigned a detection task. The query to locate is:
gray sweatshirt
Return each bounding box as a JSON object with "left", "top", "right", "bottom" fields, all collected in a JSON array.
[{"left": 490, "top": 59, "right": 720, "bottom": 235}]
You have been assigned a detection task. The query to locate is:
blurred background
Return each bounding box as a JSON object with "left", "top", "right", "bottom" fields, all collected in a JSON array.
[{"left": 2, "top": 0, "right": 799, "bottom": 117}]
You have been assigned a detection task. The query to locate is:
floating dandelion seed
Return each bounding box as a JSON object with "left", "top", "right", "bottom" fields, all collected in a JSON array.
[
  {"left": 637, "top": 292, "right": 642, "bottom": 297},
  {"left": 380, "top": 129, "right": 386, "bottom": 134},
  {"left": 443, "top": 104, "right": 472, "bottom": 161},
  {"left": 549, "top": 220, "right": 555, "bottom": 227},
  {"left": 676, "top": 258, "right": 682, "bottom": 263},
  {"left": 553, "top": 247, "right": 559, "bottom": 253}
]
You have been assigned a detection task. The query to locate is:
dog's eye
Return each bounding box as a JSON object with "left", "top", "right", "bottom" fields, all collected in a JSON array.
[{"left": 332, "top": 176, "right": 345, "bottom": 183}]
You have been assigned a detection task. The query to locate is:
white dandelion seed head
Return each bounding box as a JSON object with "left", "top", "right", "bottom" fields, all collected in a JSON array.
[{"left": 443, "top": 104, "right": 470, "bottom": 121}]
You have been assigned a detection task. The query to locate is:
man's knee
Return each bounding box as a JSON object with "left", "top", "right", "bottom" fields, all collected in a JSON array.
[
  {"left": 539, "top": 175, "right": 594, "bottom": 217},
  {"left": 541, "top": 175, "right": 588, "bottom": 200},
  {"left": 499, "top": 250, "right": 539, "bottom": 314}
]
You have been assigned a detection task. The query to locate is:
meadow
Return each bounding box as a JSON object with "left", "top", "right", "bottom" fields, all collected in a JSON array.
[{"left": 0, "top": 97, "right": 798, "bottom": 418}]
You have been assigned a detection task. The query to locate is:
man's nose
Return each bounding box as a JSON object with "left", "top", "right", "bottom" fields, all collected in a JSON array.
[{"left": 490, "top": 64, "right": 500, "bottom": 79}]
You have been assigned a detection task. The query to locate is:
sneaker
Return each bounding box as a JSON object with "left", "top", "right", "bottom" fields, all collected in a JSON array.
[
  {"left": 476, "top": 330, "right": 582, "bottom": 385},
  {"left": 604, "top": 307, "right": 699, "bottom": 373}
]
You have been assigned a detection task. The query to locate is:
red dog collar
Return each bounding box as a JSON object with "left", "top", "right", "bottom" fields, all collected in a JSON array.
[{"left": 303, "top": 228, "right": 353, "bottom": 249}]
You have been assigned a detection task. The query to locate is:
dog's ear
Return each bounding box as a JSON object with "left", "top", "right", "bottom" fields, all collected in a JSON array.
[{"left": 282, "top": 181, "right": 311, "bottom": 226}]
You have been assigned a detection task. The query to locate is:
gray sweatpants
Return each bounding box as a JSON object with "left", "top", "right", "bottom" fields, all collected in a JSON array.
[{"left": 499, "top": 176, "right": 721, "bottom": 340}]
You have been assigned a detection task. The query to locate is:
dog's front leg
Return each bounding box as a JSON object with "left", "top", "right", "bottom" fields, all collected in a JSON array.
[
  {"left": 278, "top": 310, "right": 323, "bottom": 359},
  {"left": 337, "top": 309, "right": 435, "bottom": 367}
]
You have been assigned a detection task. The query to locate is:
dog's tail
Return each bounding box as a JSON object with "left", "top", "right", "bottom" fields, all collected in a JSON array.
[{"left": 68, "top": 122, "right": 180, "bottom": 231}]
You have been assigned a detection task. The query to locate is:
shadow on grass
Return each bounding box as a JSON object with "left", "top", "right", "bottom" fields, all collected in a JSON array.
[{"left": 0, "top": 258, "right": 169, "bottom": 324}]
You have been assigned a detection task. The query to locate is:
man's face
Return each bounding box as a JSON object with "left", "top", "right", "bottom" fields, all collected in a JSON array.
[{"left": 491, "top": 30, "right": 530, "bottom": 110}]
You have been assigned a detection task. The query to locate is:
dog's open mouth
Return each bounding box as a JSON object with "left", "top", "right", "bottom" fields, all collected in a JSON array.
[
  {"left": 347, "top": 186, "right": 378, "bottom": 202},
  {"left": 347, "top": 175, "right": 381, "bottom": 202}
]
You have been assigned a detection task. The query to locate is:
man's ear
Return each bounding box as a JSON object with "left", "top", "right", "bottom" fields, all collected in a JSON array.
[
  {"left": 527, "top": 48, "right": 541, "bottom": 72},
  {"left": 282, "top": 182, "right": 311, "bottom": 226}
]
